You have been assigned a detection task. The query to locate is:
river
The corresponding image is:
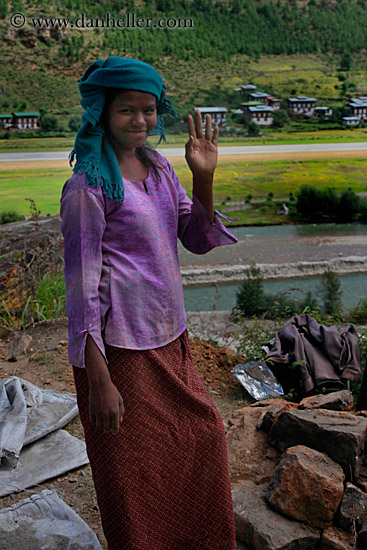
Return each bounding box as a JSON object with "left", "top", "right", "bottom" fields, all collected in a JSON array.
[{"left": 179, "top": 223, "right": 367, "bottom": 312}]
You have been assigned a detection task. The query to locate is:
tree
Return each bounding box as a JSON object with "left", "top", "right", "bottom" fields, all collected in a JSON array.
[
  {"left": 248, "top": 120, "right": 261, "bottom": 135},
  {"left": 40, "top": 113, "right": 58, "bottom": 132},
  {"left": 339, "top": 52, "right": 353, "bottom": 71},
  {"left": 272, "top": 109, "right": 289, "bottom": 128},
  {"left": 236, "top": 266, "right": 265, "bottom": 317},
  {"left": 338, "top": 189, "right": 360, "bottom": 222},
  {"left": 68, "top": 114, "right": 82, "bottom": 132},
  {"left": 317, "top": 269, "right": 343, "bottom": 316}
]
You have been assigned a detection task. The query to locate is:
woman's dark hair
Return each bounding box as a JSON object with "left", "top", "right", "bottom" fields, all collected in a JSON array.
[{"left": 100, "top": 88, "right": 163, "bottom": 181}]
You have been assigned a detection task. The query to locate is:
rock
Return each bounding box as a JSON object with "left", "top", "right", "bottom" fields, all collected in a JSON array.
[
  {"left": 232, "top": 480, "right": 320, "bottom": 550},
  {"left": 268, "top": 409, "right": 367, "bottom": 479},
  {"left": 357, "top": 517, "right": 367, "bottom": 547},
  {"left": 319, "top": 526, "right": 355, "bottom": 550},
  {"left": 339, "top": 482, "right": 367, "bottom": 531},
  {"left": 266, "top": 445, "right": 345, "bottom": 528},
  {"left": 299, "top": 390, "right": 353, "bottom": 412},
  {"left": 6, "top": 333, "right": 32, "bottom": 360},
  {"left": 225, "top": 400, "right": 291, "bottom": 485}
]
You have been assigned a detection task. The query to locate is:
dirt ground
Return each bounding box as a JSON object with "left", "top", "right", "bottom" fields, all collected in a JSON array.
[{"left": 0, "top": 318, "right": 251, "bottom": 549}]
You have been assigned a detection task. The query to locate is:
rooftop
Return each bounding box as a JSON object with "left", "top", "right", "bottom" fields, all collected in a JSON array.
[
  {"left": 288, "top": 96, "right": 317, "bottom": 102},
  {"left": 195, "top": 107, "right": 227, "bottom": 113},
  {"left": 13, "top": 112, "right": 40, "bottom": 117}
]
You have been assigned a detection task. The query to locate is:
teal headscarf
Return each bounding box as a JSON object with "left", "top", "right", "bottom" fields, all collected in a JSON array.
[{"left": 69, "top": 56, "right": 177, "bottom": 202}]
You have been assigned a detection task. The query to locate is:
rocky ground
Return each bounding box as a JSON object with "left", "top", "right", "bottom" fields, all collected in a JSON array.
[{"left": 0, "top": 317, "right": 252, "bottom": 549}]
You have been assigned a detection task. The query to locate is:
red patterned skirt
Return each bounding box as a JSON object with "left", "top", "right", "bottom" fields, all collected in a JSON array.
[{"left": 73, "top": 330, "right": 236, "bottom": 550}]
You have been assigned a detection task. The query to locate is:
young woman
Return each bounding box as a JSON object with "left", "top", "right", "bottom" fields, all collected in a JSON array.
[{"left": 61, "top": 56, "right": 238, "bottom": 550}]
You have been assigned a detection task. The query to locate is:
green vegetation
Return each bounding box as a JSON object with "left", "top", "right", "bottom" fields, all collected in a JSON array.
[
  {"left": 2, "top": 1, "right": 367, "bottom": 132},
  {"left": 295, "top": 185, "right": 366, "bottom": 222},
  {"left": 2, "top": 158, "right": 367, "bottom": 218}
]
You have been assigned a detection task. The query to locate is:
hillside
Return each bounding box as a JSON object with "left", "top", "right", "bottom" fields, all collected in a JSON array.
[{"left": 1, "top": 0, "right": 367, "bottom": 120}]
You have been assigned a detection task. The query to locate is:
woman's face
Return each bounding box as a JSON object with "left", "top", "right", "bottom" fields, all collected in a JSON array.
[{"left": 105, "top": 90, "right": 158, "bottom": 151}]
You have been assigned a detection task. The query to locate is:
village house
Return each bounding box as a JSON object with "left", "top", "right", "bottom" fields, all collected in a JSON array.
[
  {"left": 0, "top": 114, "right": 12, "bottom": 129},
  {"left": 267, "top": 97, "right": 281, "bottom": 110},
  {"left": 195, "top": 107, "right": 227, "bottom": 128},
  {"left": 0, "top": 112, "right": 40, "bottom": 130},
  {"left": 342, "top": 116, "right": 360, "bottom": 127},
  {"left": 288, "top": 96, "right": 317, "bottom": 116},
  {"left": 314, "top": 106, "right": 333, "bottom": 119},
  {"left": 13, "top": 112, "right": 40, "bottom": 129},
  {"left": 234, "top": 84, "right": 257, "bottom": 100},
  {"left": 249, "top": 91, "right": 270, "bottom": 104},
  {"left": 347, "top": 97, "right": 367, "bottom": 122},
  {"left": 244, "top": 104, "right": 274, "bottom": 127}
]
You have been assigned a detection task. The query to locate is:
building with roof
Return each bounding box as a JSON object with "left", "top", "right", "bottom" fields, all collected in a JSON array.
[
  {"left": 234, "top": 85, "right": 257, "bottom": 100},
  {"left": 0, "top": 112, "right": 40, "bottom": 130},
  {"left": 288, "top": 96, "right": 317, "bottom": 117},
  {"left": 0, "top": 114, "right": 12, "bottom": 129},
  {"left": 244, "top": 104, "right": 274, "bottom": 127},
  {"left": 13, "top": 112, "right": 40, "bottom": 129},
  {"left": 348, "top": 98, "right": 367, "bottom": 122},
  {"left": 267, "top": 97, "right": 281, "bottom": 110},
  {"left": 342, "top": 116, "right": 360, "bottom": 127},
  {"left": 195, "top": 107, "right": 227, "bottom": 128},
  {"left": 249, "top": 92, "right": 270, "bottom": 104},
  {"left": 314, "top": 106, "right": 333, "bottom": 119}
]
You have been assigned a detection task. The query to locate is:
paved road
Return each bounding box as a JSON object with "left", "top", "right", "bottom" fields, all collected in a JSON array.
[{"left": 1, "top": 141, "right": 367, "bottom": 162}]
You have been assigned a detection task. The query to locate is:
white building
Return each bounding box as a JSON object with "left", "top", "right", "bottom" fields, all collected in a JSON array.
[
  {"left": 249, "top": 92, "right": 270, "bottom": 104},
  {"left": 348, "top": 98, "right": 367, "bottom": 122},
  {"left": 245, "top": 105, "right": 274, "bottom": 127},
  {"left": 288, "top": 96, "right": 317, "bottom": 116},
  {"left": 314, "top": 106, "right": 333, "bottom": 119},
  {"left": 195, "top": 107, "right": 227, "bottom": 128},
  {"left": 342, "top": 116, "right": 360, "bottom": 127},
  {"left": 13, "top": 112, "right": 40, "bottom": 129}
]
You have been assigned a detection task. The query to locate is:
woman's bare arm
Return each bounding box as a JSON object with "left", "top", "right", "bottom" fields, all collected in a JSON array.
[{"left": 85, "top": 335, "right": 125, "bottom": 434}]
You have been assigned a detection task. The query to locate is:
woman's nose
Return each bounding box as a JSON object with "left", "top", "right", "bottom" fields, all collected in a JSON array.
[{"left": 131, "top": 111, "right": 146, "bottom": 127}]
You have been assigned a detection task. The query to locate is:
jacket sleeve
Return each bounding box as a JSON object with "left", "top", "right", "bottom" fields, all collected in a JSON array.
[
  {"left": 168, "top": 163, "right": 238, "bottom": 253},
  {"left": 60, "top": 185, "right": 107, "bottom": 368}
]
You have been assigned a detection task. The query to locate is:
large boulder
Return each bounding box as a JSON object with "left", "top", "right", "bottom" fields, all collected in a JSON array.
[
  {"left": 268, "top": 409, "right": 367, "bottom": 479},
  {"left": 266, "top": 445, "right": 345, "bottom": 528},
  {"left": 338, "top": 482, "right": 367, "bottom": 531},
  {"left": 299, "top": 390, "right": 353, "bottom": 412},
  {"left": 224, "top": 400, "right": 296, "bottom": 484},
  {"left": 232, "top": 480, "right": 320, "bottom": 550}
]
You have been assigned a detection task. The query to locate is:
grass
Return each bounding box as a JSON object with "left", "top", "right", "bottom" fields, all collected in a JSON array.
[{"left": 1, "top": 158, "right": 367, "bottom": 217}]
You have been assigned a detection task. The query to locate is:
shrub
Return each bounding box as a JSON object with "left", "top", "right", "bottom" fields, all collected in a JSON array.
[
  {"left": 236, "top": 266, "right": 265, "bottom": 317},
  {"left": 247, "top": 120, "right": 261, "bottom": 136},
  {"left": 0, "top": 210, "right": 25, "bottom": 224},
  {"left": 317, "top": 269, "right": 343, "bottom": 316}
]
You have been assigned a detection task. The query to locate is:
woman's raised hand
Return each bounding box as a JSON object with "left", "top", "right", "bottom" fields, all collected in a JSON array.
[{"left": 185, "top": 110, "right": 219, "bottom": 178}]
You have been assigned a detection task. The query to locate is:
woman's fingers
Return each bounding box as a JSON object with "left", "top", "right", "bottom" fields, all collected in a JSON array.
[
  {"left": 187, "top": 114, "right": 196, "bottom": 139},
  {"left": 195, "top": 109, "right": 204, "bottom": 139},
  {"left": 212, "top": 124, "right": 219, "bottom": 147},
  {"left": 205, "top": 114, "right": 212, "bottom": 140}
]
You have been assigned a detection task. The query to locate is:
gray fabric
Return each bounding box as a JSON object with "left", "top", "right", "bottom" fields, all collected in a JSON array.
[
  {"left": 0, "top": 376, "right": 78, "bottom": 470},
  {"left": 0, "top": 377, "right": 88, "bottom": 497},
  {"left": 0, "top": 429, "right": 89, "bottom": 497},
  {"left": 265, "top": 314, "right": 361, "bottom": 394},
  {"left": 0, "top": 489, "right": 102, "bottom": 549}
]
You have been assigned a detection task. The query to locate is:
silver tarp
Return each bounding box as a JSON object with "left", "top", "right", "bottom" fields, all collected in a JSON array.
[{"left": 0, "top": 489, "right": 102, "bottom": 550}]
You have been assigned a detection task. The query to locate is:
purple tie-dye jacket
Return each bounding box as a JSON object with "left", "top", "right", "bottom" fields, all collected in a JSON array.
[{"left": 60, "top": 153, "right": 238, "bottom": 367}]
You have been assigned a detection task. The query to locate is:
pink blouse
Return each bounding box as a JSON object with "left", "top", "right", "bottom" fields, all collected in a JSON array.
[{"left": 60, "top": 153, "right": 238, "bottom": 367}]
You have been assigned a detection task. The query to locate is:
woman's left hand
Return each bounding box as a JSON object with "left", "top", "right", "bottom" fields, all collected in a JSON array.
[{"left": 185, "top": 110, "right": 219, "bottom": 178}]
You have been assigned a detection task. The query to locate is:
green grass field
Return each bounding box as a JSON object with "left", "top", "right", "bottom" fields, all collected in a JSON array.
[{"left": 2, "top": 158, "right": 367, "bottom": 218}]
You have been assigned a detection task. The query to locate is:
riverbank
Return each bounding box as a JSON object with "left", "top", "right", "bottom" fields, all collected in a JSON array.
[{"left": 181, "top": 256, "right": 367, "bottom": 286}]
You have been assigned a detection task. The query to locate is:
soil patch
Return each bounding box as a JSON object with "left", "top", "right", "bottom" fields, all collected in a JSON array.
[{"left": 0, "top": 319, "right": 251, "bottom": 549}]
